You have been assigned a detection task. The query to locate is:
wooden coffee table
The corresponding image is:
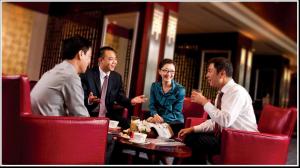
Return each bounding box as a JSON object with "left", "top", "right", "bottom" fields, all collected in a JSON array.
[{"left": 116, "top": 137, "right": 192, "bottom": 164}]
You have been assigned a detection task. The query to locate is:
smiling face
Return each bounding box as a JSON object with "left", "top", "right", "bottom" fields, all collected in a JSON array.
[
  {"left": 99, "top": 50, "right": 117, "bottom": 72},
  {"left": 206, "top": 63, "right": 223, "bottom": 89},
  {"left": 159, "top": 63, "right": 175, "bottom": 83}
]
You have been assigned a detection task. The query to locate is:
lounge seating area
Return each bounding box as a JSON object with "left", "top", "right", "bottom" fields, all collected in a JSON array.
[{"left": 2, "top": 75, "right": 297, "bottom": 165}]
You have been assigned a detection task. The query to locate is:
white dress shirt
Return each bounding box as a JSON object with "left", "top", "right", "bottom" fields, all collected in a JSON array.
[
  {"left": 193, "top": 79, "right": 258, "bottom": 133},
  {"left": 87, "top": 67, "right": 110, "bottom": 107},
  {"left": 99, "top": 67, "right": 110, "bottom": 87}
]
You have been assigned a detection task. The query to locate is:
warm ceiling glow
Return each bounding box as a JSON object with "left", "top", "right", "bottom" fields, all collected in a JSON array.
[{"left": 240, "top": 30, "right": 257, "bottom": 40}]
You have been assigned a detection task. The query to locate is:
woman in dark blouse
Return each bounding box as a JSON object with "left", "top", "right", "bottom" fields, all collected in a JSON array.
[{"left": 147, "top": 59, "right": 186, "bottom": 134}]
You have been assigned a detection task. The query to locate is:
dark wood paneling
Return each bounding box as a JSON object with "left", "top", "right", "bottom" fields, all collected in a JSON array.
[
  {"left": 243, "top": 2, "right": 297, "bottom": 41},
  {"left": 250, "top": 54, "right": 289, "bottom": 107},
  {"left": 174, "top": 32, "right": 252, "bottom": 99}
]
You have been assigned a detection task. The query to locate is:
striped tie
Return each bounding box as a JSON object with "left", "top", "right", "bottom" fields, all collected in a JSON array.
[
  {"left": 99, "top": 75, "right": 108, "bottom": 117},
  {"left": 214, "top": 91, "right": 223, "bottom": 137}
]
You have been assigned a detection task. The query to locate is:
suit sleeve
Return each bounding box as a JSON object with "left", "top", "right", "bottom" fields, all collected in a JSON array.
[
  {"left": 116, "top": 75, "right": 132, "bottom": 108},
  {"left": 80, "top": 72, "right": 97, "bottom": 113}
]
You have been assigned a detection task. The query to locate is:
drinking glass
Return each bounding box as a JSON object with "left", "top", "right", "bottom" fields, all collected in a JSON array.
[{"left": 130, "top": 116, "right": 140, "bottom": 132}]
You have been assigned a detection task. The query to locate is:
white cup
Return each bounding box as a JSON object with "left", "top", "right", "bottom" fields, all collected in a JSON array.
[
  {"left": 133, "top": 132, "right": 147, "bottom": 143},
  {"left": 109, "top": 120, "right": 119, "bottom": 128}
]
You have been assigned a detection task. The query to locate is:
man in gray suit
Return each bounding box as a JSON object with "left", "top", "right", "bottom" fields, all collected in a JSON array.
[{"left": 31, "top": 36, "right": 92, "bottom": 116}]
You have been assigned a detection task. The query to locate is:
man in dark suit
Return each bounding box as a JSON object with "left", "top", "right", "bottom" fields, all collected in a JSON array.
[{"left": 80, "top": 46, "right": 147, "bottom": 129}]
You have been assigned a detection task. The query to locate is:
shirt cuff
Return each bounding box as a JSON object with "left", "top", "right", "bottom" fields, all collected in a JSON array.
[
  {"left": 193, "top": 125, "right": 202, "bottom": 133},
  {"left": 88, "top": 99, "right": 93, "bottom": 105},
  {"left": 204, "top": 102, "right": 217, "bottom": 117}
]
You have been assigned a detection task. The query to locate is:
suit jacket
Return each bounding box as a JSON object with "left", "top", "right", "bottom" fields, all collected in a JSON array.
[{"left": 80, "top": 67, "right": 132, "bottom": 118}]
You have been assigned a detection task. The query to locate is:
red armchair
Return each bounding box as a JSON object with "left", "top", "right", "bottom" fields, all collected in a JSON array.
[
  {"left": 20, "top": 116, "right": 109, "bottom": 164},
  {"left": 211, "top": 104, "right": 297, "bottom": 165},
  {"left": 2, "top": 75, "right": 24, "bottom": 164},
  {"left": 182, "top": 97, "right": 208, "bottom": 127},
  {"left": 2, "top": 75, "right": 109, "bottom": 164}
]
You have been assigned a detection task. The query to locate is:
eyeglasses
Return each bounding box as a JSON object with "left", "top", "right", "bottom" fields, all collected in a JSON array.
[{"left": 161, "top": 69, "right": 175, "bottom": 74}]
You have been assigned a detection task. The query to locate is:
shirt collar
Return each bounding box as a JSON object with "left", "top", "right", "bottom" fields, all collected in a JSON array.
[
  {"left": 221, "top": 78, "right": 235, "bottom": 94},
  {"left": 99, "top": 67, "right": 110, "bottom": 79},
  {"left": 159, "top": 80, "right": 176, "bottom": 93}
]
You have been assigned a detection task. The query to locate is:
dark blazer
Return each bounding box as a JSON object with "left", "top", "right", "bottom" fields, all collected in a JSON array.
[{"left": 80, "top": 67, "right": 132, "bottom": 128}]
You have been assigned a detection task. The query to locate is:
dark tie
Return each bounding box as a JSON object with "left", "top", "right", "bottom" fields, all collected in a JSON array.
[
  {"left": 99, "top": 75, "right": 108, "bottom": 117},
  {"left": 214, "top": 91, "right": 224, "bottom": 137}
]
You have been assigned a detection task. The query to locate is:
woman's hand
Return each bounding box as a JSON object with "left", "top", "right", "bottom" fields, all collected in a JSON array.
[{"left": 147, "top": 114, "right": 164, "bottom": 123}]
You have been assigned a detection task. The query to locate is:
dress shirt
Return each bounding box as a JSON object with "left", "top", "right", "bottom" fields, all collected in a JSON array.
[
  {"left": 88, "top": 67, "right": 110, "bottom": 106},
  {"left": 31, "top": 60, "right": 89, "bottom": 116},
  {"left": 99, "top": 67, "right": 110, "bottom": 89},
  {"left": 149, "top": 80, "right": 185, "bottom": 123},
  {"left": 193, "top": 79, "right": 258, "bottom": 133}
]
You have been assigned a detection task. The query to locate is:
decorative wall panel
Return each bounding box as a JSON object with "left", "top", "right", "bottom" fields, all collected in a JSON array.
[{"left": 2, "top": 3, "right": 33, "bottom": 75}]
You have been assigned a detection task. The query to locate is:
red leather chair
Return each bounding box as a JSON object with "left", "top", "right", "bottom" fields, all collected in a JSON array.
[
  {"left": 20, "top": 116, "right": 109, "bottom": 164},
  {"left": 2, "top": 75, "right": 109, "bottom": 164},
  {"left": 2, "top": 75, "right": 24, "bottom": 164},
  {"left": 182, "top": 97, "right": 208, "bottom": 127},
  {"left": 211, "top": 104, "right": 297, "bottom": 165}
]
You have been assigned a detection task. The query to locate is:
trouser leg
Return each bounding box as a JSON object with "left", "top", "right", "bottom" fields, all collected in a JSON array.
[{"left": 184, "top": 132, "right": 220, "bottom": 164}]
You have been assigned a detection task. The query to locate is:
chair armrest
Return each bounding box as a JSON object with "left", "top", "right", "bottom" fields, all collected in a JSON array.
[
  {"left": 185, "top": 117, "right": 207, "bottom": 127},
  {"left": 217, "top": 128, "right": 290, "bottom": 164},
  {"left": 122, "top": 108, "right": 128, "bottom": 119},
  {"left": 20, "top": 115, "right": 109, "bottom": 164}
]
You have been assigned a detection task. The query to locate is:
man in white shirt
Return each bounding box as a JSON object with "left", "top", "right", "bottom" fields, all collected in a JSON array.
[
  {"left": 178, "top": 57, "right": 258, "bottom": 164},
  {"left": 31, "top": 36, "right": 92, "bottom": 116}
]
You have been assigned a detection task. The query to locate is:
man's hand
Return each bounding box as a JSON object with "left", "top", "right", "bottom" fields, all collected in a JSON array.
[
  {"left": 191, "top": 90, "right": 209, "bottom": 106},
  {"left": 178, "top": 127, "right": 194, "bottom": 140},
  {"left": 131, "top": 95, "right": 148, "bottom": 105},
  {"left": 88, "top": 92, "right": 100, "bottom": 104}
]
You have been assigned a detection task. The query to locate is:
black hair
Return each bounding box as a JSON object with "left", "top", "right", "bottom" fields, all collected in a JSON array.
[
  {"left": 96, "top": 46, "right": 116, "bottom": 59},
  {"left": 208, "top": 57, "right": 233, "bottom": 77},
  {"left": 158, "top": 58, "right": 176, "bottom": 69},
  {"left": 61, "top": 35, "right": 92, "bottom": 60}
]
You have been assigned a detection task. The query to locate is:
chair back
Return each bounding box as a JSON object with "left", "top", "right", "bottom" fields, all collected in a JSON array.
[
  {"left": 3, "top": 75, "right": 109, "bottom": 164},
  {"left": 182, "top": 97, "right": 207, "bottom": 119},
  {"left": 20, "top": 116, "right": 109, "bottom": 164},
  {"left": 258, "top": 104, "right": 297, "bottom": 137},
  {"left": 2, "top": 75, "right": 24, "bottom": 164}
]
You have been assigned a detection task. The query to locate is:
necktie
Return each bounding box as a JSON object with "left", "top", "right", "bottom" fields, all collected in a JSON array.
[
  {"left": 214, "top": 91, "right": 223, "bottom": 137},
  {"left": 99, "top": 75, "right": 108, "bottom": 117}
]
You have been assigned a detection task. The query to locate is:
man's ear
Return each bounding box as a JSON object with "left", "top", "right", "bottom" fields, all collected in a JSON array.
[
  {"left": 78, "top": 50, "right": 84, "bottom": 60},
  {"left": 98, "top": 56, "right": 103, "bottom": 63},
  {"left": 220, "top": 69, "right": 226, "bottom": 77}
]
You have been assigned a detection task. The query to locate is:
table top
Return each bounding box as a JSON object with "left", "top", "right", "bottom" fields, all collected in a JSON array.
[{"left": 116, "top": 137, "right": 192, "bottom": 158}]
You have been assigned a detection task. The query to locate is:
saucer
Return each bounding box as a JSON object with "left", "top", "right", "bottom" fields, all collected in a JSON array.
[{"left": 129, "top": 139, "right": 150, "bottom": 145}]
